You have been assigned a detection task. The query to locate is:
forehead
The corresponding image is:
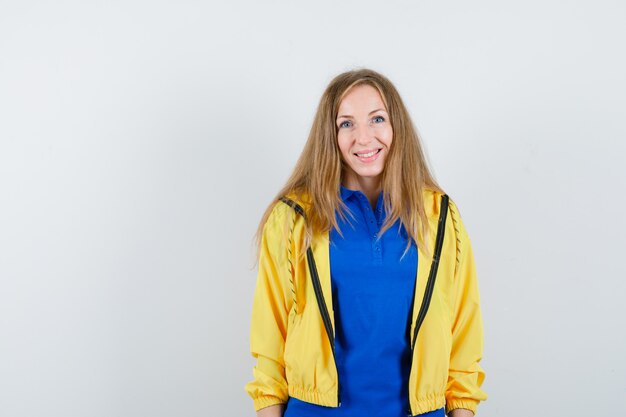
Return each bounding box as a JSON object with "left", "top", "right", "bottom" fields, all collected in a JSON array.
[{"left": 338, "top": 84, "right": 385, "bottom": 112}]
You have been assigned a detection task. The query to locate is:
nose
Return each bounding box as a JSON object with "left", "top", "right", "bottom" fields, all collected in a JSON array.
[{"left": 355, "top": 123, "right": 374, "bottom": 146}]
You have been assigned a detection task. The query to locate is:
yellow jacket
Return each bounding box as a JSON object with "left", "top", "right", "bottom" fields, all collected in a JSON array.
[{"left": 244, "top": 188, "right": 487, "bottom": 415}]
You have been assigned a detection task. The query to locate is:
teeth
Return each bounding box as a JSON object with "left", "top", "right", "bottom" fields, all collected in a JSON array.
[{"left": 357, "top": 150, "right": 378, "bottom": 157}]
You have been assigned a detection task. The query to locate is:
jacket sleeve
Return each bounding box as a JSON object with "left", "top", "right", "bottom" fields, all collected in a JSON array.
[
  {"left": 445, "top": 201, "right": 488, "bottom": 415},
  {"left": 244, "top": 203, "right": 293, "bottom": 411}
]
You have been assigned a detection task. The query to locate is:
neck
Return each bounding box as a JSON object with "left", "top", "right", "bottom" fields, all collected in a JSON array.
[{"left": 342, "top": 173, "right": 382, "bottom": 208}]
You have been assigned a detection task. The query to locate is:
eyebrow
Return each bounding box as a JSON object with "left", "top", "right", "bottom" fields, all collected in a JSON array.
[{"left": 337, "top": 108, "right": 387, "bottom": 119}]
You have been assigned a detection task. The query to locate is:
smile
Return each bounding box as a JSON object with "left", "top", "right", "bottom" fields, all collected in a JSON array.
[{"left": 354, "top": 148, "right": 382, "bottom": 162}]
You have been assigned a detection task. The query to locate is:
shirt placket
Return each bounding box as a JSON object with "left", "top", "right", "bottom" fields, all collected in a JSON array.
[{"left": 356, "top": 193, "right": 383, "bottom": 265}]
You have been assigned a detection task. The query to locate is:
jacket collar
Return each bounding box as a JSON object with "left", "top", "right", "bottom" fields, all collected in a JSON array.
[{"left": 285, "top": 187, "right": 443, "bottom": 220}]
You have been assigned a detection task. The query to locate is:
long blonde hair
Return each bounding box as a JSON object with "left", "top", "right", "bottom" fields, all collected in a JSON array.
[{"left": 253, "top": 68, "right": 444, "bottom": 267}]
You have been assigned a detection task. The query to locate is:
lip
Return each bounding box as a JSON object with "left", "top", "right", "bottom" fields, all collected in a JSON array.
[{"left": 354, "top": 148, "right": 382, "bottom": 163}]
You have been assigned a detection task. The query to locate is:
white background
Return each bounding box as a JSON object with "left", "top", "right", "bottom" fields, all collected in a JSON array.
[{"left": 1, "top": 1, "right": 625, "bottom": 416}]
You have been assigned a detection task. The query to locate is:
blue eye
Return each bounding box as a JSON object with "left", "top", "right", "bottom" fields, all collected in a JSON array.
[
  {"left": 339, "top": 120, "right": 352, "bottom": 129},
  {"left": 373, "top": 116, "right": 385, "bottom": 123}
]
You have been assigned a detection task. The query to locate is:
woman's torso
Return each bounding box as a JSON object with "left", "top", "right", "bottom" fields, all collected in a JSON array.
[{"left": 283, "top": 186, "right": 444, "bottom": 417}]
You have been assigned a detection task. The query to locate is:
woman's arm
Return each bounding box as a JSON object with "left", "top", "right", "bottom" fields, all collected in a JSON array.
[
  {"left": 244, "top": 204, "right": 293, "bottom": 411},
  {"left": 444, "top": 200, "right": 488, "bottom": 416},
  {"left": 256, "top": 404, "right": 285, "bottom": 417}
]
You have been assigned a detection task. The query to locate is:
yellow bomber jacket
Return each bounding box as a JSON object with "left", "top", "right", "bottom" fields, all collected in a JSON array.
[{"left": 244, "top": 188, "right": 488, "bottom": 415}]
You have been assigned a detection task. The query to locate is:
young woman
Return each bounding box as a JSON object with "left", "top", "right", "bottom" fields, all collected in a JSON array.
[{"left": 244, "top": 69, "right": 487, "bottom": 417}]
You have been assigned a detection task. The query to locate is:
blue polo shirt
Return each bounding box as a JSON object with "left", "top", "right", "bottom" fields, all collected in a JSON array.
[{"left": 283, "top": 185, "right": 444, "bottom": 417}]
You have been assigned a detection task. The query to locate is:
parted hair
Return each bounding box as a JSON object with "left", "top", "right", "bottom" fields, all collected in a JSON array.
[{"left": 253, "top": 68, "right": 445, "bottom": 267}]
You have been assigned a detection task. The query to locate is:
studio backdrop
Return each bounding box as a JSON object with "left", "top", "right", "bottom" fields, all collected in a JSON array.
[{"left": 0, "top": 1, "right": 624, "bottom": 416}]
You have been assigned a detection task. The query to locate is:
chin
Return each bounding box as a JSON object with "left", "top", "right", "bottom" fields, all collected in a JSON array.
[{"left": 352, "top": 168, "right": 384, "bottom": 178}]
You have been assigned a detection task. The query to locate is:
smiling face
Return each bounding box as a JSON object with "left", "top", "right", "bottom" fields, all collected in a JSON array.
[{"left": 336, "top": 84, "right": 393, "bottom": 191}]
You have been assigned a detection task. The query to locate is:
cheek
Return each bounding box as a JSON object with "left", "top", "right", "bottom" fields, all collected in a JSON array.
[
  {"left": 383, "top": 127, "right": 393, "bottom": 146},
  {"left": 373, "top": 125, "right": 393, "bottom": 143},
  {"left": 381, "top": 129, "right": 393, "bottom": 148},
  {"left": 337, "top": 133, "right": 351, "bottom": 155}
]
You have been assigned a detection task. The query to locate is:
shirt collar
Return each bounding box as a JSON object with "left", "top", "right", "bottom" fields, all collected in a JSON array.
[
  {"left": 339, "top": 184, "right": 358, "bottom": 201},
  {"left": 339, "top": 184, "right": 385, "bottom": 204}
]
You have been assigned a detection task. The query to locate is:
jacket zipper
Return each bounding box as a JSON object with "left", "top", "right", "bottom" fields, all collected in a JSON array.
[
  {"left": 280, "top": 197, "right": 342, "bottom": 406},
  {"left": 406, "top": 194, "right": 449, "bottom": 416}
]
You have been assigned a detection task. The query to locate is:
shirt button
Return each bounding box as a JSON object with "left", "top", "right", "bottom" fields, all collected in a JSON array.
[{"left": 375, "top": 247, "right": 380, "bottom": 251}]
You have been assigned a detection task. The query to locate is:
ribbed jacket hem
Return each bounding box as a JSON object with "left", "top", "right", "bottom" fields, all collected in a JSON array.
[
  {"left": 409, "top": 392, "right": 447, "bottom": 415},
  {"left": 286, "top": 386, "right": 451, "bottom": 415},
  {"left": 288, "top": 384, "right": 339, "bottom": 407}
]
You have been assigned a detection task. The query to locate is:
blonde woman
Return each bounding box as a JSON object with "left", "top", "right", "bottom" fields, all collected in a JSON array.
[{"left": 244, "top": 69, "right": 487, "bottom": 417}]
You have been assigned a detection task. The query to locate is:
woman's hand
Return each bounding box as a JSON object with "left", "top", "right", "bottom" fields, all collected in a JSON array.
[
  {"left": 448, "top": 408, "right": 474, "bottom": 417},
  {"left": 256, "top": 404, "right": 285, "bottom": 417}
]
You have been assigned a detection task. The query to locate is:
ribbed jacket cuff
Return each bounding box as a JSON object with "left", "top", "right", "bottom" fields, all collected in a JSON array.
[
  {"left": 253, "top": 395, "right": 287, "bottom": 412},
  {"left": 445, "top": 398, "right": 479, "bottom": 415}
]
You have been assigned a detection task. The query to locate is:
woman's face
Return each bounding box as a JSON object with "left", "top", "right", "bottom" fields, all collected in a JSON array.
[{"left": 336, "top": 84, "right": 393, "bottom": 189}]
